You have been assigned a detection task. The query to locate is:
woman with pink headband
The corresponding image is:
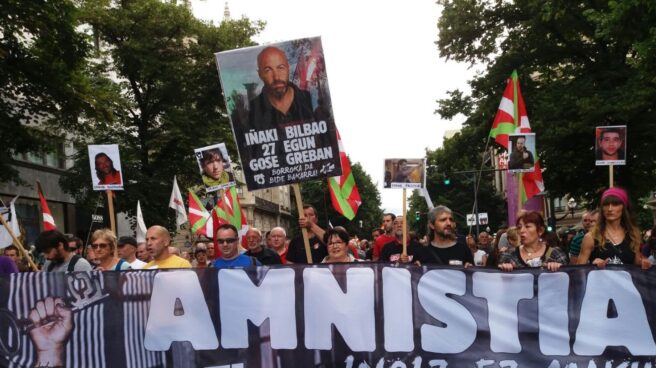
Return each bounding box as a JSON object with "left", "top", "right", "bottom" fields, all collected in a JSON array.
[{"left": 578, "top": 187, "right": 648, "bottom": 268}]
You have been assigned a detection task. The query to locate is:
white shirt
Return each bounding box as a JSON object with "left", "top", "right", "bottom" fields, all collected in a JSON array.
[{"left": 127, "top": 259, "right": 147, "bottom": 270}]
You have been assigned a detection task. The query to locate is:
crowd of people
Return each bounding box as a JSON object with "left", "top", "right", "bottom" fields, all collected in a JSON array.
[{"left": 2, "top": 188, "right": 656, "bottom": 276}]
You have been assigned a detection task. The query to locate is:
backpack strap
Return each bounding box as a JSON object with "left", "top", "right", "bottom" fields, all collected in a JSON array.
[
  {"left": 114, "top": 259, "right": 125, "bottom": 271},
  {"left": 67, "top": 255, "right": 81, "bottom": 272},
  {"left": 543, "top": 247, "right": 554, "bottom": 263}
]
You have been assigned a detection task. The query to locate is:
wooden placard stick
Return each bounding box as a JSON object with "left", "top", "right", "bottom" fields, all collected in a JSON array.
[
  {"left": 106, "top": 190, "right": 117, "bottom": 256},
  {"left": 292, "top": 184, "right": 313, "bottom": 264},
  {"left": 402, "top": 188, "right": 407, "bottom": 256}
]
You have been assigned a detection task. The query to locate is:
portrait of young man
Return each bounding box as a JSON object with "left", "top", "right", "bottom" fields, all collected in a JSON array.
[
  {"left": 595, "top": 126, "right": 626, "bottom": 165},
  {"left": 194, "top": 143, "right": 236, "bottom": 192}
]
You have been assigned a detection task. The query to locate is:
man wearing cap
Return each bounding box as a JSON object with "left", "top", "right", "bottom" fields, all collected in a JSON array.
[
  {"left": 118, "top": 236, "right": 147, "bottom": 270},
  {"left": 244, "top": 228, "right": 281, "bottom": 265}
]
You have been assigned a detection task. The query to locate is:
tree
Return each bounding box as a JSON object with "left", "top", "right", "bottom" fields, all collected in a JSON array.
[
  {"left": 1, "top": 0, "right": 100, "bottom": 183},
  {"left": 436, "top": 0, "right": 656, "bottom": 207},
  {"left": 294, "top": 160, "right": 384, "bottom": 240},
  {"left": 407, "top": 127, "right": 507, "bottom": 236},
  {"left": 60, "top": 0, "right": 264, "bottom": 227}
]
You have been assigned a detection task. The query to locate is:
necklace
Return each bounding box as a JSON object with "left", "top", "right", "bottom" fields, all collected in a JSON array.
[
  {"left": 605, "top": 230, "right": 625, "bottom": 246},
  {"left": 522, "top": 243, "right": 543, "bottom": 257}
]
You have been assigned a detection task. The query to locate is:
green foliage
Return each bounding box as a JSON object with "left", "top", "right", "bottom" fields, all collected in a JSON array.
[
  {"left": 59, "top": 0, "right": 264, "bottom": 227},
  {"left": 436, "top": 0, "right": 656, "bottom": 205},
  {"left": 294, "top": 160, "right": 384, "bottom": 240},
  {"left": 1, "top": 0, "right": 97, "bottom": 183}
]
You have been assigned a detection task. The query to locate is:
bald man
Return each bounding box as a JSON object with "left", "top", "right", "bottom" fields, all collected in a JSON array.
[
  {"left": 247, "top": 46, "right": 316, "bottom": 131},
  {"left": 143, "top": 225, "right": 191, "bottom": 269}
]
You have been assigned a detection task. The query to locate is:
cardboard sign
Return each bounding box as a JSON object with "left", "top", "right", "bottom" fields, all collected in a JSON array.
[
  {"left": 383, "top": 158, "right": 425, "bottom": 189},
  {"left": 595, "top": 125, "right": 627, "bottom": 166},
  {"left": 215, "top": 36, "right": 341, "bottom": 190},
  {"left": 194, "top": 143, "right": 236, "bottom": 193},
  {"left": 88, "top": 144, "right": 123, "bottom": 191},
  {"left": 507, "top": 133, "right": 536, "bottom": 173}
]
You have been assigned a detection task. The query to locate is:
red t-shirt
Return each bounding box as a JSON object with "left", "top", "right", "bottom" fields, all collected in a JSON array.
[{"left": 373, "top": 234, "right": 396, "bottom": 261}]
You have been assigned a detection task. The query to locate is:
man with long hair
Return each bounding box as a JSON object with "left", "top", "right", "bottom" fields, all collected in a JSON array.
[{"left": 95, "top": 152, "right": 122, "bottom": 185}]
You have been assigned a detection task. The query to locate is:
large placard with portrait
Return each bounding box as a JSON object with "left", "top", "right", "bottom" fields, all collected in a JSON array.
[
  {"left": 595, "top": 125, "right": 627, "bottom": 166},
  {"left": 88, "top": 144, "right": 124, "bottom": 191},
  {"left": 215, "top": 37, "right": 341, "bottom": 191}
]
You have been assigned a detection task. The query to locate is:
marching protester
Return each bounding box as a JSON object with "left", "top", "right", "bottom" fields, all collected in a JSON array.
[
  {"left": 244, "top": 227, "right": 281, "bottom": 265},
  {"left": 286, "top": 205, "right": 327, "bottom": 264},
  {"left": 136, "top": 241, "right": 151, "bottom": 263},
  {"left": 577, "top": 187, "right": 648, "bottom": 268},
  {"left": 3, "top": 245, "right": 30, "bottom": 272},
  {"left": 36, "top": 230, "right": 94, "bottom": 272},
  {"left": 380, "top": 216, "right": 422, "bottom": 263},
  {"left": 372, "top": 213, "right": 396, "bottom": 262},
  {"left": 568, "top": 210, "right": 599, "bottom": 264},
  {"left": 498, "top": 212, "right": 567, "bottom": 272},
  {"left": 143, "top": 225, "right": 191, "bottom": 269},
  {"left": 644, "top": 226, "right": 656, "bottom": 266},
  {"left": 212, "top": 224, "right": 260, "bottom": 268},
  {"left": 414, "top": 206, "right": 473, "bottom": 266},
  {"left": 268, "top": 227, "right": 288, "bottom": 263},
  {"left": 322, "top": 227, "right": 360, "bottom": 263},
  {"left": 65, "top": 234, "right": 83, "bottom": 255},
  {"left": 117, "top": 236, "right": 146, "bottom": 269},
  {"left": 192, "top": 242, "right": 211, "bottom": 268},
  {"left": 0, "top": 253, "right": 18, "bottom": 276},
  {"left": 91, "top": 229, "right": 130, "bottom": 271}
]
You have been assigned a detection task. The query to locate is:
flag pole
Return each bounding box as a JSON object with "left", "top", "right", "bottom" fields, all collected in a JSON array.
[
  {"left": 402, "top": 188, "right": 407, "bottom": 256},
  {"left": 609, "top": 165, "right": 614, "bottom": 188},
  {"left": 292, "top": 183, "right": 313, "bottom": 264},
  {"left": 517, "top": 173, "right": 522, "bottom": 216},
  {"left": 0, "top": 214, "right": 38, "bottom": 271}
]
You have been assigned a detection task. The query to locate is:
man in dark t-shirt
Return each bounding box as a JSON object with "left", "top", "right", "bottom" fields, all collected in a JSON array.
[
  {"left": 415, "top": 205, "right": 473, "bottom": 266},
  {"left": 244, "top": 228, "right": 281, "bottom": 265},
  {"left": 286, "top": 205, "right": 327, "bottom": 264},
  {"left": 380, "top": 216, "right": 422, "bottom": 263}
]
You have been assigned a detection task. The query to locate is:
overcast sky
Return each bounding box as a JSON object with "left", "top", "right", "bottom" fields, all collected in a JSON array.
[{"left": 191, "top": 0, "right": 477, "bottom": 215}]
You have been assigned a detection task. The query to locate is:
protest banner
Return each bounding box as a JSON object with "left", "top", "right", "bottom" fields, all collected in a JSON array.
[
  {"left": 194, "top": 143, "right": 236, "bottom": 193},
  {"left": 3, "top": 265, "right": 655, "bottom": 367},
  {"left": 215, "top": 36, "right": 341, "bottom": 191},
  {"left": 88, "top": 144, "right": 124, "bottom": 191},
  {"left": 383, "top": 159, "right": 425, "bottom": 189}
]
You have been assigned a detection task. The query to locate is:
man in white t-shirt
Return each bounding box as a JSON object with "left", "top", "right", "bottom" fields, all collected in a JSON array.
[{"left": 118, "top": 236, "right": 146, "bottom": 270}]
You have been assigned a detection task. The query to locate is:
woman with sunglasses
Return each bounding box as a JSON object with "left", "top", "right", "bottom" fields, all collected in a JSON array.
[
  {"left": 322, "top": 227, "right": 360, "bottom": 263},
  {"left": 90, "top": 229, "right": 130, "bottom": 271},
  {"left": 578, "top": 187, "right": 648, "bottom": 268}
]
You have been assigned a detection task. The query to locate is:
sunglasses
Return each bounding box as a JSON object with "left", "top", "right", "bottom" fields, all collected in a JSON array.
[
  {"left": 216, "top": 238, "right": 237, "bottom": 245},
  {"left": 91, "top": 243, "right": 110, "bottom": 249}
]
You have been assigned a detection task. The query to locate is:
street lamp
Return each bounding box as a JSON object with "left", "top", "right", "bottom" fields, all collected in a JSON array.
[{"left": 567, "top": 198, "right": 577, "bottom": 217}]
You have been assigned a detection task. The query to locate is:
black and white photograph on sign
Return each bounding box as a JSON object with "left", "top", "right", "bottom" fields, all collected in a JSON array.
[
  {"left": 215, "top": 36, "right": 341, "bottom": 191},
  {"left": 383, "top": 159, "right": 425, "bottom": 189},
  {"left": 507, "top": 133, "right": 536, "bottom": 173},
  {"left": 194, "top": 143, "right": 236, "bottom": 193},
  {"left": 595, "top": 125, "right": 627, "bottom": 166},
  {"left": 88, "top": 144, "right": 123, "bottom": 191}
]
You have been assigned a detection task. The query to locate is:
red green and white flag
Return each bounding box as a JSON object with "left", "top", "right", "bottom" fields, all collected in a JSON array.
[
  {"left": 489, "top": 70, "right": 545, "bottom": 203},
  {"left": 37, "top": 181, "right": 57, "bottom": 231},
  {"left": 188, "top": 190, "right": 214, "bottom": 238},
  {"left": 214, "top": 186, "right": 249, "bottom": 245},
  {"left": 328, "top": 131, "right": 361, "bottom": 220}
]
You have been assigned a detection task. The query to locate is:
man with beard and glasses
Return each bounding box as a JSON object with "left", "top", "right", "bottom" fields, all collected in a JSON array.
[
  {"left": 415, "top": 206, "right": 473, "bottom": 267},
  {"left": 36, "top": 230, "right": 94, "bottom": 272},
  {"left": 379, "top": 216, "right": 422, "bottom": 264}
]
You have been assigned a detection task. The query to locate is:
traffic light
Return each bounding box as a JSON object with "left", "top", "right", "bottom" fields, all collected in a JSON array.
[
  {"left": 443, "top": 178, "right": 451, "bottom": 185},
  {"left": 415, "top": 211, "right": 420, "bottom": 221}
]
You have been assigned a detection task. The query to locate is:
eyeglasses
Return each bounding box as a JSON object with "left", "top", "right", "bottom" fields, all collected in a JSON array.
[
  {"left": 91, "top": 243, "right": 110, "bottom": 249},
  {"left": 216, "top": 238, "right": 237, "bottom": 244},
  {"left": 328, "top": 241, "right": 345, "bottom": 247}
]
